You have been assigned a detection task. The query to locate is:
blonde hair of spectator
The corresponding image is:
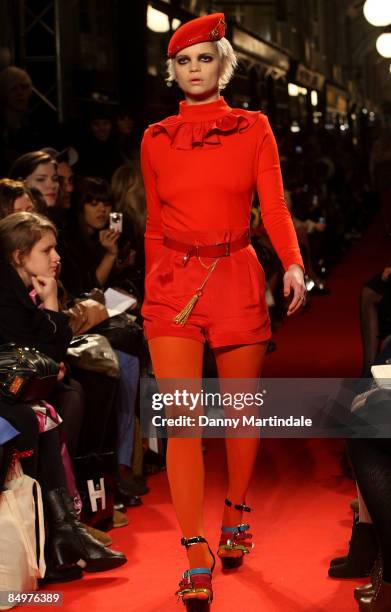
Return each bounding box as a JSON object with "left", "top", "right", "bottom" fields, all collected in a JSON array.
[
  {"left": 0, "top": 178, "right": 31, "bottom": 218},
  {"left": 111, "top": 163, "right": 146, "bottom": 232},
  {"left": 166, "top": 38, "right": 238, "bottom": 90},
  {"left": 0, "top": 212, "right": 57, "bottom": 265}
]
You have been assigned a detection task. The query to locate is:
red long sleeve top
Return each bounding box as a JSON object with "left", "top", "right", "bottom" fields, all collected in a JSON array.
[{"left": 141, "top": 96, "right": 303, "bottom": 275}]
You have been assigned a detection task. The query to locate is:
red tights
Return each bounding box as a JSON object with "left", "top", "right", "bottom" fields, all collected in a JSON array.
[{"left": 148, "top": 337, "right": 268, "bottom": 570}]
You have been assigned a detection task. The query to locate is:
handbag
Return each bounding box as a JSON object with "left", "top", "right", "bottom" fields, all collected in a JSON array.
[
  {"left": 91, "top": 313, "right": 141, "bottom": 352},
  {"left": 66, "top": 299, "right": 109, "bottom": 335},
  {"left": 91, "top": 313, "right": 148, "bottom": 371},
  {"left": 0, "top": 460, "right": 46, "bottom": 609},
  {"left": 72, "top": 452, "right": 116, "bottom": 530},
  {"left": 66, "top": 334, "right": 120, "bottom": 378},
  {"left": 0, "top": 343, "right": 59, "bottom": 403}
]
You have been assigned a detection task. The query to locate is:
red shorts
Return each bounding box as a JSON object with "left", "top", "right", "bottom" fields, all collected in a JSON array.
[{"left": 142, "top": 233, "right": 271, "bottom": 349}]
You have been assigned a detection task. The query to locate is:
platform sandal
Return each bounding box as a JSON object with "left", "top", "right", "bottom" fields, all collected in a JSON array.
[
  {"left": 176, "top": 536, "right": 215, "bottom": 611},
  {"left": 217, "top": 498, "right": 254, "bottom": 569}
]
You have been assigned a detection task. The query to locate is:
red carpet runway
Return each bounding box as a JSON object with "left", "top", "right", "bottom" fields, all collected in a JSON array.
[{"left": 40, "top": 218, "right": 389, "bottom": 611}]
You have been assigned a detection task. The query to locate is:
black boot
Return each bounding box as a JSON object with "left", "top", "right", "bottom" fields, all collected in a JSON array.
[
  {"left": 328, "top": 519, "right": 378, "bottom": 579},
  {"left": 44, "top": 487, "right": 127, "bottom": 572},
  {"left": 329, "top": 505, "right": 359, "bottom": 567},
  {"left": 41, "top": 538, "right": 84, "bottom": 584},
  {"left": 40, "top": 563, "right": 83, "bottom": 584},
  {"left": 329, "top": 512, "right": 355, "bottom": 568}
]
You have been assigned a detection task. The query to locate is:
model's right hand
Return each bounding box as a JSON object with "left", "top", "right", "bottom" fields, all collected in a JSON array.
[
  {"left": 31, "top": 275, "right": 58, "bottom": 302},
  {"left": 284, "top": 264, "right": 306, "bottom": 316}
]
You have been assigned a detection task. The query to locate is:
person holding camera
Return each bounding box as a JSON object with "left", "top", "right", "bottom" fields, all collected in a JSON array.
[
  {"left": 59, "top": 176, "right": 144, "bottom": 501},
  {"left": 59, "top": 177, "right": 120, "bottom": 296}
]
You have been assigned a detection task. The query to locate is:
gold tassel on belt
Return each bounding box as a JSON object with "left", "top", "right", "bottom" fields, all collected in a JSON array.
[{"left": 173, "top": 258, "right": 220, "bottom": 326}]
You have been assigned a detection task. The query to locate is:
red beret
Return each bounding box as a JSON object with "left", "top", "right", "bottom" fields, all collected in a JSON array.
[{"left": 167, "top": 13, "right": 226, "bottom": 58}]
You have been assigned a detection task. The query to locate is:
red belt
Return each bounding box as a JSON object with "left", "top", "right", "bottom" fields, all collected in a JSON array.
[{"left": 163, "top": 233, "right": 250, "bottom": 264}]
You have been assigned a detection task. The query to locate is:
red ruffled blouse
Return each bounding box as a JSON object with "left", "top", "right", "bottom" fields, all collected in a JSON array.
[{"left": 141, "top": 96, "right": 303, "bottom": 275}]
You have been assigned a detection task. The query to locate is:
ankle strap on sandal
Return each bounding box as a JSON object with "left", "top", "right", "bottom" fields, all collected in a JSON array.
[
  {"left": 180, "top": 536, "right": 208, "bottom": 548},
  {"left": 225, "top": 498, "right": 252, "bottom": 512},
  {"left": 221, "top": 523, "right": 250, "bottom": 534},
  {"left": 180, "top": 535, "right": 216, "bottom": 573},
  {"left": 182, "top": 567, "right": 212, "bottom": 579}
]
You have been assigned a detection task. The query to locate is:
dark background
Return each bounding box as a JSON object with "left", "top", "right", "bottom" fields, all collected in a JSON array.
[{"left": 0, "top": 0, "right": 390, "bottom": 141}]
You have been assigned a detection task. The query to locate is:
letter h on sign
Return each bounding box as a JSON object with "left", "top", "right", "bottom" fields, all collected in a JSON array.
[{"left": 87, "top": 478, "right": 106, "bottom": 512}]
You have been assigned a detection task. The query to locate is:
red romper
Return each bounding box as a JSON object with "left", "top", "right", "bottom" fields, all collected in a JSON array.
[{"left": 141, "top": 96, "right": 303, "bottom": 348}]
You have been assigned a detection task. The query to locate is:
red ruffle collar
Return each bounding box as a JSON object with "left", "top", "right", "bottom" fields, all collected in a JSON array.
[{"left": 150, "top": 97, "right": 259, "bottom": 150}]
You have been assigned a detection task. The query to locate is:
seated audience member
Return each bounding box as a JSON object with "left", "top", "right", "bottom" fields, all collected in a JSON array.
[
  {"left": 0, "top": 212, "right": 71, "bottom": 362},
  {"left": 42, "top": 147, "right": 77, "bottom": 209},
  {"left": 0, "top": 207, "right": 84, "bottom": 457},
  {"left": 0, "top": 212, "right": 127, "bottom": 577},
  {"left": 60, "top": 177, "right": 119, "bottom": 296},
  {"left": 10, "top": 150, "right": 60, "bottom": 208},
  {"left": 0, "top": 178, "right": 34, "bottom": 215},
  {"left": 0, "top": 173, "right": 48, "bottom": 217}
]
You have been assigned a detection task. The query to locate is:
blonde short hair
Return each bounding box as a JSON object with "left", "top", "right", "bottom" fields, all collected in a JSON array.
[{"left": 166, "top": 37, "right": 238, "bottom": 90}]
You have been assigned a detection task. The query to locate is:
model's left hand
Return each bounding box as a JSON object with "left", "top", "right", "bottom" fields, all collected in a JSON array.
[{"left": 283, "top": 264, "right": 306, "bottom": 316}]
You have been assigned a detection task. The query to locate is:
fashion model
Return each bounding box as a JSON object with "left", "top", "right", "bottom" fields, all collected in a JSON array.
[{"left": 141, "top": 13, "right": 306, "bottom": 611}]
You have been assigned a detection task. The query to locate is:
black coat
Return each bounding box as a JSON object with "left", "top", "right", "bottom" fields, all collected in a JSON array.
[{"left": 0, "top": 261, "right": 72, "bottom": 363}]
